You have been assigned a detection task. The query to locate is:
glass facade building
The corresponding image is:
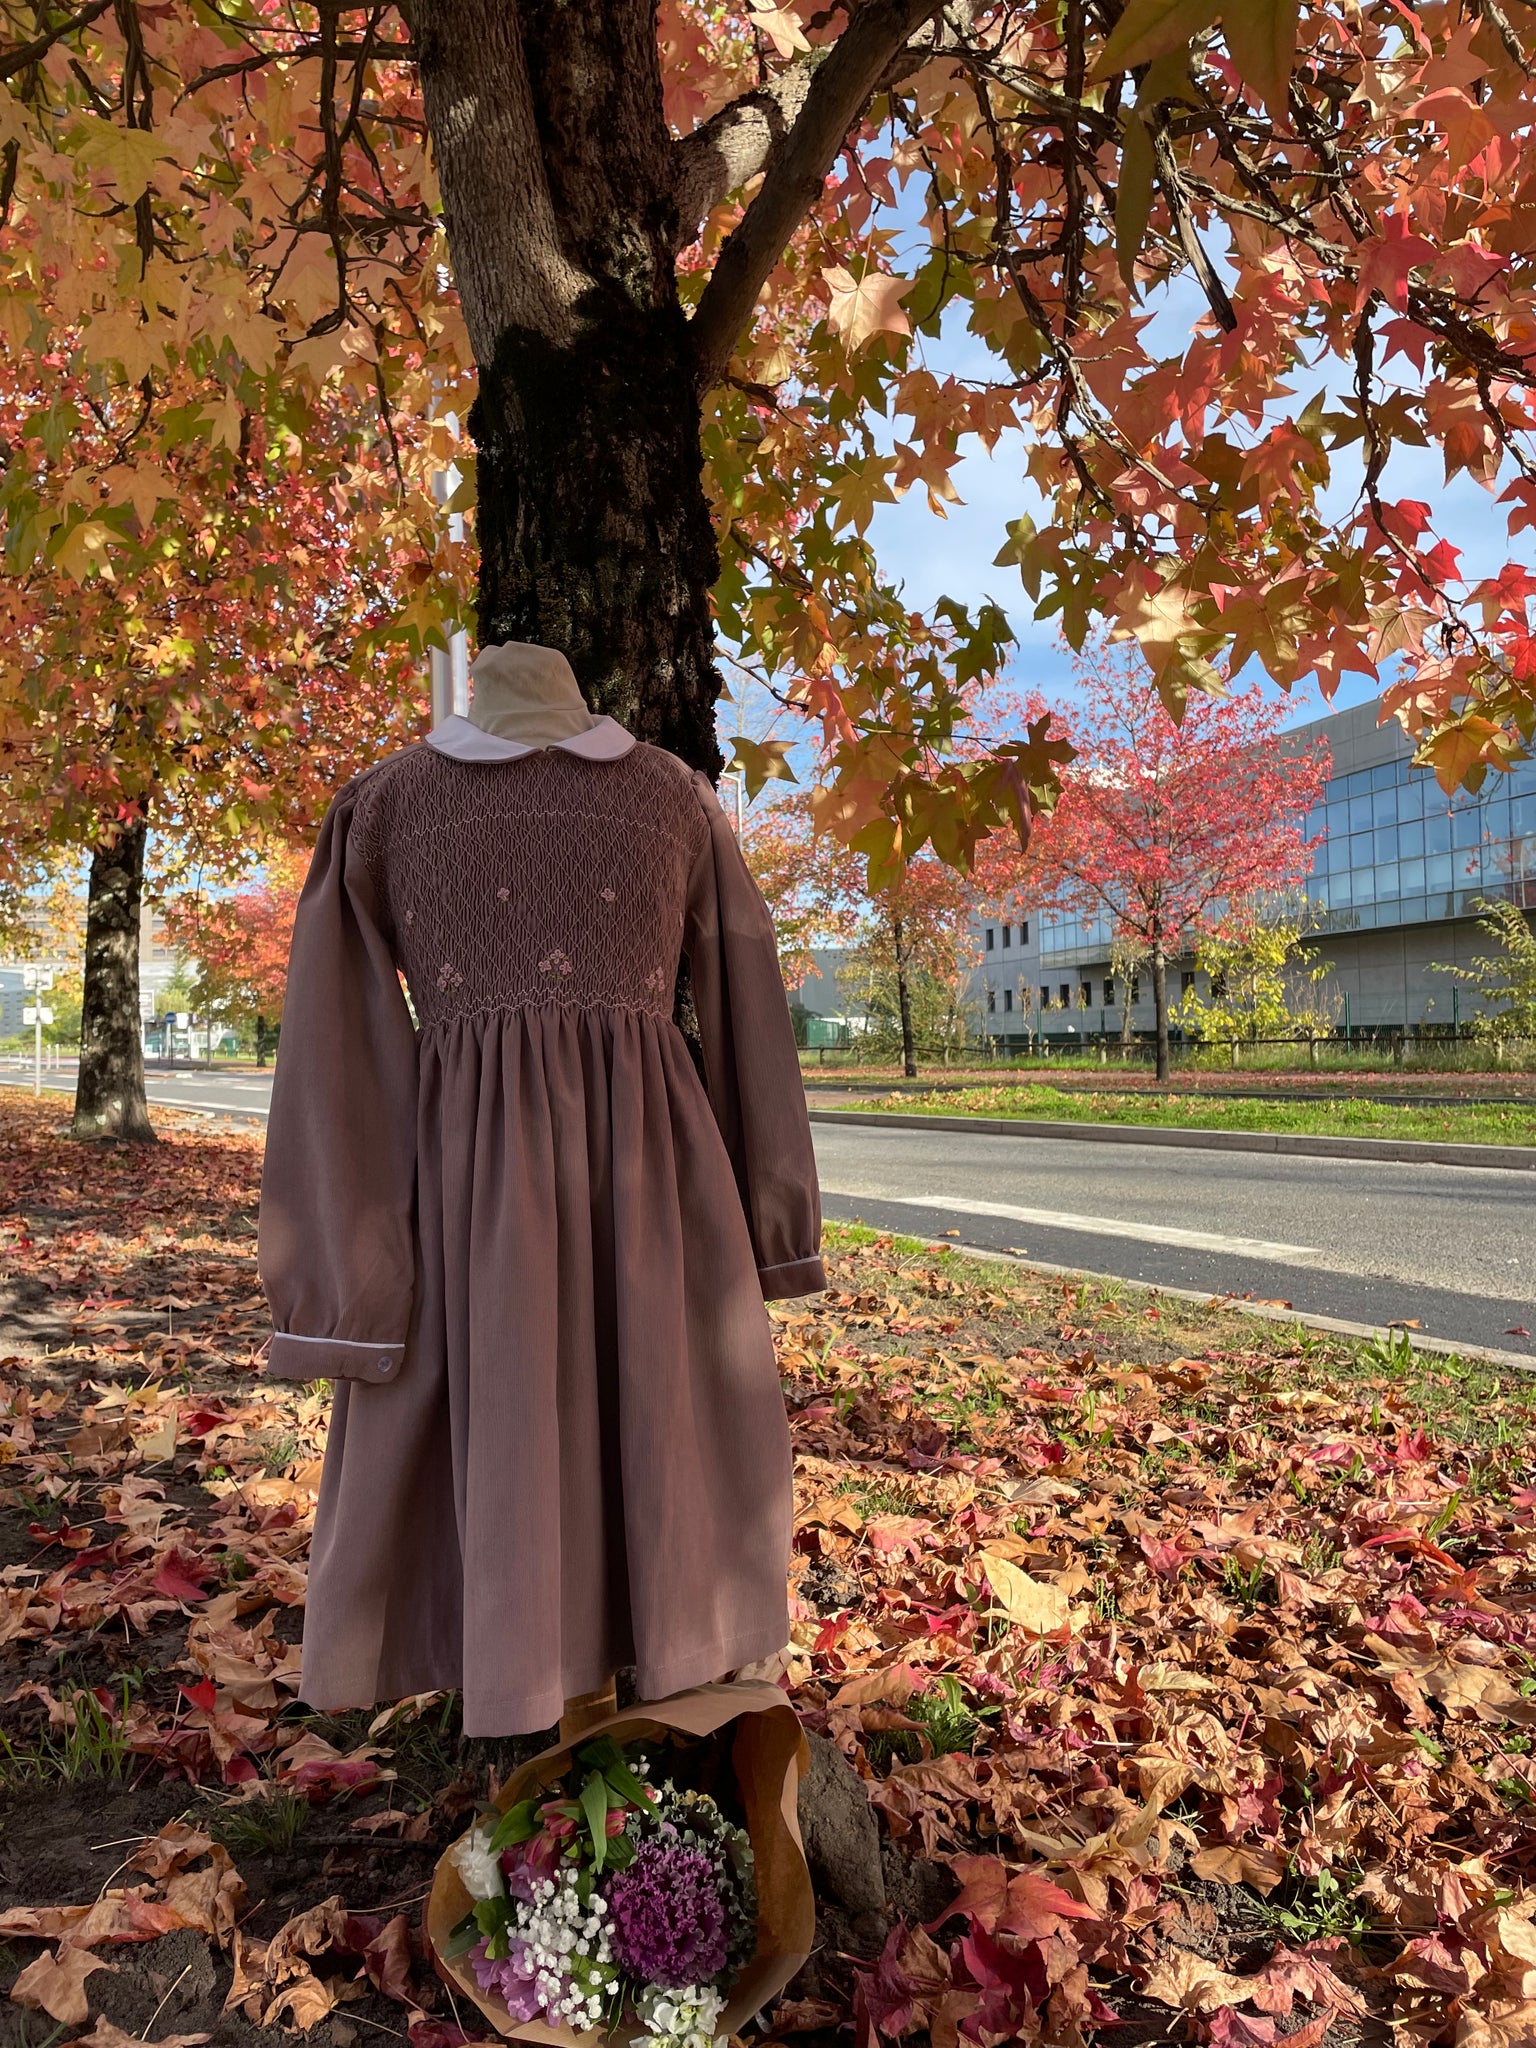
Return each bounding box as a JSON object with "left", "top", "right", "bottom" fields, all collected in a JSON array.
[{"left": 971, "top": 698, "right": 1536, "bottom": 1039}]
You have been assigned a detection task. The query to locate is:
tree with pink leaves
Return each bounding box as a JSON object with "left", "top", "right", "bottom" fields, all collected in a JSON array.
[{"left": 990, "top": 650, "right": 1330, "bottom": 1081}]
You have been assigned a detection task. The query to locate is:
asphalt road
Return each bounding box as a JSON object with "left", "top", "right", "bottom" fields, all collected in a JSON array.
[
  {"left": 812, "top": 1120, "right": 1535, "bottom": 1363},
  {"left": 7, "top": 1065, "right": 1532, "bottom": 1361}
]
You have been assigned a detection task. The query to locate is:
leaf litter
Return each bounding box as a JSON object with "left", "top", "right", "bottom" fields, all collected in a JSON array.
[{"left": 2, "top": 1093, "right": 1535, "bottom": 2045}]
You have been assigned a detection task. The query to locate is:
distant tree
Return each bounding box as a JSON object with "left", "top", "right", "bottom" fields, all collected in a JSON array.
[
  {"left": 991, "top": 646, "right": 1330, "bottom": 1081},
  {"left": 742, "top": 793, "right": 863, "bottom": 993},
  {"left": 748, "top": 792, "right": 979, "bottom": 1075},
  {"left": 1434, "top": 899, "right": 1536, "bottom": 1057},
  {"left": 1174, "top": 896, "right": 1341, "bottom": 1052},
  {"left": 161, "top": 854, "right": 304, "bottom": 1066}
]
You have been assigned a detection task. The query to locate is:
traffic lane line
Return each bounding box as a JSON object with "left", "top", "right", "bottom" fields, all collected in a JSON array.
[
  {"left": 821, "top": 1187, "right": 1326, "bottom": 1267},
  {"left": 817, "top": 1190, "right": 1536, "bottom": 1362}
]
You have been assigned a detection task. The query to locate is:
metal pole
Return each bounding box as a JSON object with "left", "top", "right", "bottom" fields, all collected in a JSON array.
[
  {"left": 33, "top": 1000, "right": 41, "bottom": 1097},
  {"left": 430, "top": 443, "right": 471, "bottom": 727}
]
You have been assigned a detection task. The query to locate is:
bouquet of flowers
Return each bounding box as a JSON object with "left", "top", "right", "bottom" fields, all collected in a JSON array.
[
  {"left": 442, "top": 1737, "right": 755, "bottom": 2048},
  {"left": 428, "top": 1686, "right": 812, "bottom": 2048}
]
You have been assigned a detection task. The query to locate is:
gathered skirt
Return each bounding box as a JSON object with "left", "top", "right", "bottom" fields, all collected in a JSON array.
[{"left": 298, "top": 1006, "right": 795, "bottom": 1735}]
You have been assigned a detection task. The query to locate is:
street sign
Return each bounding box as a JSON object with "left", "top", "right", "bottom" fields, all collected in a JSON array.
[
  {"left": 21, "top": 965, "right": 54, "bottom": 992},
  {"left": 22, "top": 1006, "right": 52, "bottom": 1025}
]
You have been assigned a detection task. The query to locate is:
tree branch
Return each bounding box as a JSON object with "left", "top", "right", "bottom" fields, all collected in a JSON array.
[
  {"left": 687, "top": 0, "right": 945, "bottom": 391},
  {"left": 670, "top": 49, "right": 833, "bottom": 251},
  {"left": 0, "top": 0, "right": 114, "bottom": 84}
]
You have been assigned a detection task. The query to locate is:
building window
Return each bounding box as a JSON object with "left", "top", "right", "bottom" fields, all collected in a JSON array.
[
  {"left": 1130, "top": 975, "right": 1141, "bottom": 1004},
  {"left": 1002, "top": 923, "right": 1012, "bottom": 948},
  {"left": 986, "top": 987, "right": 996, "bottom": 1013},
  {"left": 1003, "top": 989, "right": 1014, "bottom": 1012},
  {"left": 1019, "top": 920, "right": 1028, "bottom": 944},
  {"left": 1059, "top": 983, "right": 1071, "bottom": 1008},
  {"left": 1104, "top": 976, "right": 1115, "bottom": 1005},
  {"left": 985, "top": 927, "right": 995, "bottom": 951},
  {"left": 1039, "top": 985, "right": 1051, "bottom": 1010},
  {"left": 1181, "top": 970, "right": 1196, "bottom": 996},
  {"left": 1080, "top": 981, "right": 1092, "bottom": 1008}
]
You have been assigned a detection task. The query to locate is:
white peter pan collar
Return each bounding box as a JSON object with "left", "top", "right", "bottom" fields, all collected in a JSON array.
[{"left": 426, "top": 714, "right": 636, "bottom": 763}]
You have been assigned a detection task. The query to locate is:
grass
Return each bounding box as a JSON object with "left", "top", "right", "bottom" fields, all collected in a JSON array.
[
  {"left": 841, "top": 1079, "right": 1536, "bottom": 1146},
  {"left": 0, "top": 1686, "right": 132, "bottom": 1787},
  {"left": 817, "top": 1219, "right": 1536, "bottom": 1457},
  {"left": 206, "top": 1787, "right": 311, "bottom": 1857}
]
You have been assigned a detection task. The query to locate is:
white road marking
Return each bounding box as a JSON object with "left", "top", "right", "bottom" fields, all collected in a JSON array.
[{"left": 824, "top": 1189, "right": 1326, "bottom": 1266}]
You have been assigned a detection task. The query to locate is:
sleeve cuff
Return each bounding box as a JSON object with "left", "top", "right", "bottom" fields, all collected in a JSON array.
[
  {"left": 266, "top": 1332, "right": 406, "bottom": 1383},
  {"left": 757, "top": 1256, "right": 828, "bottom": 1301}
]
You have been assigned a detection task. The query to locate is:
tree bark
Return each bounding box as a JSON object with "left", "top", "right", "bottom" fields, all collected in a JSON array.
[
  {"left": 1150, "top": 936, "right": 1170, "bottom": 1085},
  {"left": 416, "top": 0, "right": 722, "bottom": 769},
  {"left": 893, "top": 914, "right": 918, "bottom": 1079},
  {"left": 74, "top": 811, "right": 155, "bottom": 1143}
]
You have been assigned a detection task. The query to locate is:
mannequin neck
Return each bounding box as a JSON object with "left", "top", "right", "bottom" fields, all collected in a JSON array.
[{"left": 466, "top": 641, "right": 596, "bottom": 746}]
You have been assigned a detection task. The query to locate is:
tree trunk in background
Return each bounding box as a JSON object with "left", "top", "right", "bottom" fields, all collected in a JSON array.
[
  {"left": 74, "top": 812, "right": 155, "bottom": 1143},
  {"left": 1150, "top": 937, "right": 1170, "bottom": 1085},
  {"left": 893, "top": 915, "right": 918, "bottom": 1079},
  {"left": 416, "top": 0, "right": 722, "bottom": 773}
]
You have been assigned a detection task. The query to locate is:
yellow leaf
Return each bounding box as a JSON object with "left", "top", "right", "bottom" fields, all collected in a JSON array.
[
  {"left": 105, "top": 465, "right": 174, "bottom": 529},
  {"left": 1093, "top": 0, "right": 1220, "bottom": 80},
  {"left": 52, "top": 519, "right": 117, "bottom": 584},
  {"left": 1223, "top": 0, "right": 1302, "bottom": 114},
  {"left": 730, "top": 734, "right": 797, "bottom": 799},
  {"left": 979, "top": 1552, "right": 1073, "bottom": 1636},
  {"left": 206, "top": 393, "right": 243, "bottom": 453},
  {"left": 74, "top": 117, "right": 173, "bottom": 204},
  {"left": 822, "top": 266, "right": 911, "bottom": 351},
  {"left": 81, "top": 306, "right": 165, "bottom": 385}
]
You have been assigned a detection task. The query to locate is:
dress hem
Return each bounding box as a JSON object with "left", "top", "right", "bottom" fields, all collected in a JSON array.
[{"left": 297, "top": 1616, "right": 791, "bottom": 1740}]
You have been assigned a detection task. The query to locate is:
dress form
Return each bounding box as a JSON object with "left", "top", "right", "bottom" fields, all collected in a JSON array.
[
  {"left": 466, "top": 641, "right": 597, "bottom": 747},
  {"left": 469, "top": 640, "right": 611, "bottom": 1738}
]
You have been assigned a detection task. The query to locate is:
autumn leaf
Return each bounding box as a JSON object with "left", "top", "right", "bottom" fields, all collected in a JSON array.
[
  {"left": 821, "top": 267, "right": 911, "bottom": 350},
  {"left": 1094, "top": 0, "right": 1221, "bottom": 78},
  {"left": 978, "top": 1551, "right": 1073, "bottom": 1635},
  {"left": 77, "top": 2025, "right": 211, "bottom": 2048},
  {"left": 73, "top": 116, "right": 174, "bottom": 203},
  {"left": 729, "top": 734, "right": 798, "bottom": 799},
  {"left": 9, "top": 1947, "right": 116, "bottom": 2026},
  {"left": 1223, "top": 1, "right": 1303, "bottom": 113}
]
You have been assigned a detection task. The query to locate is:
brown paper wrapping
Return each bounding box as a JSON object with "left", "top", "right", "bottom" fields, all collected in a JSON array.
[{"left": 426, "top": 1683, "right": 813, "bottom": 2045}]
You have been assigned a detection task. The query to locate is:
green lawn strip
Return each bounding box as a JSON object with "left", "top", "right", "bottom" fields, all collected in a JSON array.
[{"left": 838, "top": 1080, "right": 1536, "bottom": 1147}]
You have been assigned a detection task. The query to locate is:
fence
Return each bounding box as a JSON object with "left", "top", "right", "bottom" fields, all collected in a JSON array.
[{"left": 802, "top": 1027, "right": 1536, "bottom": 1074}]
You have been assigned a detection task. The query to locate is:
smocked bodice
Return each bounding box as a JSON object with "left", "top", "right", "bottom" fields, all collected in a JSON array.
[{"left": 348, "top": 742, "right": 710, "bottom": 1029}]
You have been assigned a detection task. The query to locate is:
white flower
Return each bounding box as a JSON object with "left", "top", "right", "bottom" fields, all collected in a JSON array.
[
  {"left": 448, "top": 1819, "right": 503, "bottom": 1902},
  {"left": 631, "top": 1983, "right": 725, "bottom": 2048}
]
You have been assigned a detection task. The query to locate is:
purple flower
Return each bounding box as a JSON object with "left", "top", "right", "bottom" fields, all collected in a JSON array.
[
  {"left": 604, "top": 1837, "right": 728, "bottom": 1988},
  {"left": 470, "top": 1936, "right": 544, "bottom": 2024}
]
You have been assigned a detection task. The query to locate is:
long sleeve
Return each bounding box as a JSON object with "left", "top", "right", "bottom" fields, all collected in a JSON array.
[
  {"left": 684, "top": 772, "right": 826, "bottom": 1299},
  {"left": 258, "top": 783, "right": 419, "bottom": 1382}
]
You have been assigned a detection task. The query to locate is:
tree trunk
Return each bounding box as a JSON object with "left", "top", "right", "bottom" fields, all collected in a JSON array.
[
  {"left": 74, "top": 813, "right": 155, "bottom": 1143},
  {"left": 416, "top": 0, "right": 723, "bottom": 772},
  {"left": 893, "top": 915, "right": 917, "bottom": 1078},
  {"left": 1150, "top": 938, "right": 1170, "bottom": 1085}
]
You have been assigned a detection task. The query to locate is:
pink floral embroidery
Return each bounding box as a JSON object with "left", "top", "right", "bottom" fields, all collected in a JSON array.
[
  {"left": 644, "top": 965, "right": 670, "bottom": 996},
  {"left": 538, "top": 950, "right": 573, "bottom": 978},
  {"left": 436, "top": 961, "right": 463, "bottom": 991},
  {"left": 497, "top": 887, "right": 510, "bottom": 901},
  {"left": 404, "top": 908, "right": 415, "bottom": 925},
  {"left": 600, "top": 887, "right": 616, "bottom": 902}
]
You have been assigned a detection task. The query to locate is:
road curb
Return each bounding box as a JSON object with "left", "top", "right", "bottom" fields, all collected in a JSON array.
[{"left": 808, "top": 1107, "right": 1536, "bottom": 1172}]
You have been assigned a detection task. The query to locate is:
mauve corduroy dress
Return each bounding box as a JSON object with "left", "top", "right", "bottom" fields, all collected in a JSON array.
[{"left": 257, "top": 716, "right": 825, "bottom": 1736}]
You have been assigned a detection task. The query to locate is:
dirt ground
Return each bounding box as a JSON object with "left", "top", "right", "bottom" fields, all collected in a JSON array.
[{"left": 1, "top": 1093, "right": 1534, "bottom": 2047}]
